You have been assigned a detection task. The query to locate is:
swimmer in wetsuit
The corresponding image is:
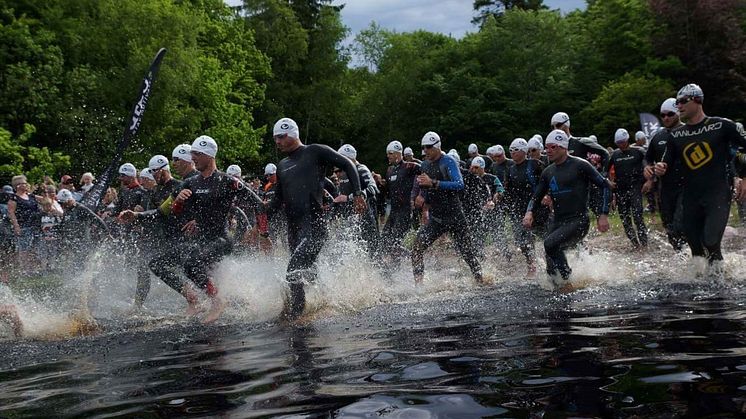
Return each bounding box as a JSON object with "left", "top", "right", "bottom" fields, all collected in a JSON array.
[
  {"left": 607, "top": 128, "right": 648, "bottom": 249},
  {"left": 655, "top": 83, "right": 746, "bottom": 277},
  {"left": 644, "top": 98, "right": 686, "bottom": 251},
  {"left": 523, "top": 129, "right": 611, "bottom": 284},
  {"left": 411, "top": 131, "right": 483, "bottom": 285},
  {"left": 267, "top": 118, "right": 366, "bottom": 321}
]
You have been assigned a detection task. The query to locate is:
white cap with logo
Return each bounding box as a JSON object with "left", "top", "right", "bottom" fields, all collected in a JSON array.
[
  {"left": 338, "top": 144, "right": 357, "bottom": 160},
  {"left": 527, "top": 137, "right": 543, "bottom": 151},
  {"left": 139, "top": 168, "right": 155, "bottom": 181},
  {"left": 660, "top": 98, "right": 677, "bottom": 114},
  {"left": 545, "top": 129, "right": 570, "bottom": 149},
  {"left": 421, "top": 131, "right": 441, "bottom": 148},
  {"left": 386, "top": 140, "right": 403, "bottom": 153},
  {"left": 468, "top": 143, "right": 478, "bottom": 154},
  {"left": 172, "top": 144, "right": 192, "bottom": 162},
  {"left": 192, "top": 135, "right": 218, "bottom": 158},
  {"left": 264, "top": 163, "right": 277, "bottom": 175},
  {"left": 273, "top": 117, "right": 300, "bottom": 139},
  {"left": 509, "top": 138, "right": 529, "bottom": 153},
  {"left": 149, "top": 155, "right": 170, "bottom": 171},
  {"left": 226, "top": 164, "right": 242, "bottom": 177},
  {"left": 614, "top": 128, "right": 630, "bottom": 144},
  {"left": 635, "top": 131, "right": 646, "bottom": 141},
  {"left": 470, "top": 156, "right": 485, "bottom": 168},
  {"left": 119, "top": 163, "right": 137, "bottom": 177},
  {"left": 403, "top": 147, "right": 414, "bottom": 156},
  {"left": 551, "top": 112, "right": 570, "bottom": 128}
]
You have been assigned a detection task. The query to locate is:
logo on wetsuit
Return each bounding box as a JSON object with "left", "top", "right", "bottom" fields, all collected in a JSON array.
[
  {"left": 682, "top": 141, "right": 713, "bottom": 170},
  {"left": 549, "top": 176, "right": 571, "bottom": 195}
]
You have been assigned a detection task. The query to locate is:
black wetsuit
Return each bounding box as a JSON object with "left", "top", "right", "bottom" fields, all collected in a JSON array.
[
  {"left": 529, "top": 156, "right": 610, "bottom": 279},
  {"left": 268, "top": 144, "right": 362, "bottom": 319},
  {"left": 646, "top": 125, "right": 686, "bottom": 250},
  {"left": 505, "top": 158, "right": 544, "bottom": 262},
  {"left": 149, "top": 170, "right": 262, "bottom": 295},
  {"left": 663, "top": 117, "right": 746, "bottom": 263},
  {"left": 488, "top": 158, "right": 515, "bottom": 258},
  {"left": 461, "top": 170, "right": 493, "bottom": 257},
  {"left": 569, "top": 136, "right": 610, "bottom": 216},
  {"left": 134, "top": 177, "right": 183, "bottom": 304},
  {"left": 111, "top": 183, "right": 150, "bottom": 303},
  {"left": 380, "top": 160, "right": 420, "bottom": 266},
  {"left": 608, "top": 147, "right": 647, "bottom": 247},
  {"left": 412, "top": 154, "right": 482, "bottom": 281}
]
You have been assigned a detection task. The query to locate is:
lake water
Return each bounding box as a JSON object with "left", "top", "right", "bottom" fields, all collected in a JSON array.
[{"left": 2, "top": 232, "right": 746, "bottom": 417}]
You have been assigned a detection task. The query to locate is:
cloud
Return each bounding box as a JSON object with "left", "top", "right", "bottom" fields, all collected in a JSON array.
[{"left": 333, "top": 0, "right": 475, "bottom": 38}]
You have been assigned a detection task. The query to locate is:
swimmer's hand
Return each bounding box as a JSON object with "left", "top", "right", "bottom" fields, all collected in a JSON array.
[
  {"left": 175, "top": 189, "right": 192, "bottom": 203},
  {"left": 416, "top": 173, "right": 433, "bottom": 188},
  {"left": 654, "top": 162, "right": 667, "bottom": 176},
  {"left": 182, "top": 219, "right": 198, "bottom": 236},
  {"left": 118, "top": 210, "right": 137, "bottom": 223},
  {"left": 522, "top": 212, "right": 534, "bottom": 229}
]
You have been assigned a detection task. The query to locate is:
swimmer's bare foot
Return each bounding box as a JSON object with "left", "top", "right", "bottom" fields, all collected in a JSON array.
[
  {"left": 476, "top": 274, "right": 493, "bottom": 286},
  {"left": 0, "top": 305, "right": 23, "bottom": 338},
  {"left": 182, "top": 285, "right": 203, "bottom": 316},
  {"left": 201, "top": 279, "right": 224, "bottom": 324},
  {"left": 202, "top": 296, "right": 225, "bottom": 324}
]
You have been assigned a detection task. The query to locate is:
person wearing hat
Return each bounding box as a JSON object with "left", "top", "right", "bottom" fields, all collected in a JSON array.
[
  {"left": 378, "top": 140, "right": 421, "bottom": 269},
  {"left": 485, "top": 144, "right": 515, "bottom": 261},
  {"left": 643, "top": 98, "right": 686, "bottom": 252},
  {"left": 527, "top": 135, "right": 548, "bottom": 166},
  {"left": 333, "top": 143, "right": 381, "bottom": 258},
  {"left": 59, "top": 175, "right": 82, "bottom": 202},
  {"left": 505, "top": 138, "right": 545, "bottom": 276},
  {"left": 466, "top": 143, "right": 493, "bottom": 171},
  {"left": 607, "top": 128, "right": 647, "bottom": 249},
  {"left": 411, "top": 131, "right": 484, "bottom": 285},
  {"left": 655, "top": 83, "right": 746, "bottom": 277},
  {"left": 463, "top": 155, "right": 502, "bottom": 259},
  {"left": 633, "top": 131, "right": 648, "bottom": 151},
  {"left": 171, "top": 144, "right": 199, "bottom": 180},
  {"left": 523, "top": 129, "right": 610, "bottom": 288},
  {"left": 111, "top": 162, "right": 151, "bottom": 309},
  {"left": 402, "top": 146, "right": 421, "bottom": 164},
  {"left": 226, "top": 165, "right": 242, "bottom": 179},
  {"left": 267, "top": 117, "right": 365, "bottom": 321},
  {"left": 551, "top": 111, "right": 610, "bottom": 217},
  {"left": 141, "top": 135, "right": 263, "bottom": 323}
]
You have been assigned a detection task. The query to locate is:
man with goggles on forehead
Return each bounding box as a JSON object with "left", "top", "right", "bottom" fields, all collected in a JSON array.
[
  {"left": 411, "top": 131, "right": 484, "bottom": 286},
  {"left": 655, "top": 83, "right": 746, "bottom": 278},
  {"left": 643, "top": 98, "right": 686, "bottom": 252},
  {"left": 267, "top": 117, "right": 365, "bottom": 321},
  {"left": 523, "top": 130, "right": 610, "bottom": 288}
]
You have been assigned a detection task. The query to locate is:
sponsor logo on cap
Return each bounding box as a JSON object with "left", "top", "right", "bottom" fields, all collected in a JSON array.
[{"left": 281, "top": 123, "right": 290, "bottom": 129}]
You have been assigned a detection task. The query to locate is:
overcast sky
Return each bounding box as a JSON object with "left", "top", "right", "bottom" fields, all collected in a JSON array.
[
  {"left": 227, "top": 1, "right": 587, "bottom": 38},
  {"left": 331, "top": 0, "right": 586, "bottom": 38}
]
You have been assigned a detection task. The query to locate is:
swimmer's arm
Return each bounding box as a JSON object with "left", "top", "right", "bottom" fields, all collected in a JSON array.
[
  {"left": 527, "top": 172, "right": 550, "bottom": 214},
  {"left": 437, "top": 156, "right": 464, "bottom": 191}
]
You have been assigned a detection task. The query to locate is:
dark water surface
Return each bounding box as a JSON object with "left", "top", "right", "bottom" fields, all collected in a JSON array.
[{"left": 2, "top": 278, "right": 746, "bottom": 418}]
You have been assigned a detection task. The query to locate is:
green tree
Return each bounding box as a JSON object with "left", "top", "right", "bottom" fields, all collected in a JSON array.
[
  {"left": 472, "top": 0, "right": 547, "bottom": 25},
  {"left": 579, "top": 73, "right": 675, "bottom": 145},
  {"left": 0, "top": 124, "right": 70, "bottom": 184}
]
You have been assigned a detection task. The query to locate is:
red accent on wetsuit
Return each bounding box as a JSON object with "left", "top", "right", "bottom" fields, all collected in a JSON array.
[
  {"left": 206, "top": 280, "right": 218, "bottom": 297},
  {"left": 609, "top": 165, "right": 616, "bottom": 182},
  {"left": 256, "top": 213, "right": 269, "bottom": 234},
  {"left": 127, "top": 181, "right": 141, "bottom": 190},
  {"left": 172, "top": 199, "right": 184, "bottom": 214}
]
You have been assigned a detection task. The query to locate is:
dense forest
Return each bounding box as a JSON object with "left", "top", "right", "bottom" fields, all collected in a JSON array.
[{"left": 1, "top": 0, "right": 745, "bottom": 182}]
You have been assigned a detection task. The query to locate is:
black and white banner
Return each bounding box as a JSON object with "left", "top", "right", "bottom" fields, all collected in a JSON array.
[{"left": 81, "top": 48, "right": 167, "bottom": 210}]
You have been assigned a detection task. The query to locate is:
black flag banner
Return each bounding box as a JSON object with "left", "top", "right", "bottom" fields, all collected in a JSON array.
[
  {"left": 639, "top": 112, "right": 662, "bottom": 139},
  {"left": 80, "top": 48, "right": 167, "bottom": 210}
]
